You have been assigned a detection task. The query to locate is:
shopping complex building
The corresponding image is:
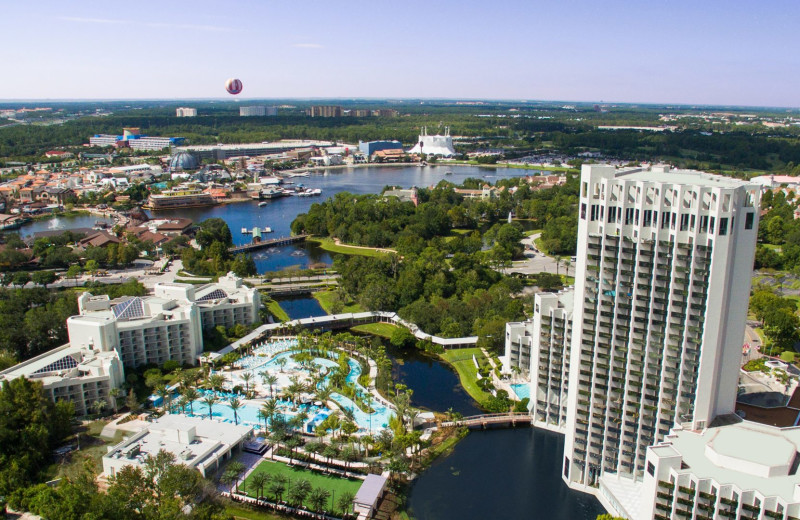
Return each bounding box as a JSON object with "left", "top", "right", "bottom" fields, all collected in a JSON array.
[
  {"left": 0, "top": 273, "right": 259, "bottom": 416},
  {"left": 502, "top": 164, "right": 800, "bottom": 519}
]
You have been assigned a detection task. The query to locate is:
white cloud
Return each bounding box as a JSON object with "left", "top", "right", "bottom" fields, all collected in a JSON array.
[{"left": 293, "top": 43, "right": 324, "bottom": 49}]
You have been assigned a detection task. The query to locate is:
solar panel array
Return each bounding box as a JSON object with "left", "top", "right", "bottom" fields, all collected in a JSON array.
[
  {"left": 113, "top": 297, "right": 145, "bottom": 319},
  {"left": 32, "top": 355, "right": 79, "bottom": 375},
  {"left": 197, "top": 289, "right": 227, "bottom": 302}
]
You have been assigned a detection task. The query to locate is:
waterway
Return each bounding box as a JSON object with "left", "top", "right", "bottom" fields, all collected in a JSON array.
[
  {"left": 384, "top": 343, "right": 482, "bottom": 417},
  {"left": 18, "top": 213, "right": 114, "bottom": 237},
  {"left": 273, "top": 295, "right": 326, "bottom": 320},
  {"left": 407, "top": 428, "right": 605, "bottom": 520}
]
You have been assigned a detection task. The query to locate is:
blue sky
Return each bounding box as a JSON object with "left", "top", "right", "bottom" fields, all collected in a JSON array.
[{"left": 1, "top": 0, "right": 797, "bottom": 106}]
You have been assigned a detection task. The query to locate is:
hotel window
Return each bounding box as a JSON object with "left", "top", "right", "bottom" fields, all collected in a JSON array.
[
  {"left": 719, "top": 218, "right": 728, "bottom": 236},
  {"left": 581, "top": 203, "right": 587, "bottom": 220},
  {"left": 745, "top": 211, "right": 755, "bottom": 230}
]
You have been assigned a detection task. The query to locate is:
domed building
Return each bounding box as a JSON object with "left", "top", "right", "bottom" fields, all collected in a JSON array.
[{"left": 169, "top": 152, "right": 199, "bottom": 171}]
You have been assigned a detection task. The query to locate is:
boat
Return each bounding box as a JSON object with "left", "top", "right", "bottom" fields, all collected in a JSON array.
[
  {"left": 241, "top": 227, "right": 250, "bottom": 234},
  {"left": 310, "top": 188, "right": 322, "bottom": 196},
  {"left": 258, "top": 201, "right": 268, "bottom": 207},
  {"left": 445, "top": 171, "right": 453, "bottom": 175},
  {"left": 144, "top": 188, "right": 217, "bottom": 210}
]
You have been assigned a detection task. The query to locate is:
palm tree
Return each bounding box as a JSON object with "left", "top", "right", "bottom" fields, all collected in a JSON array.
[
  {"left": 264, "top": 373, "right": 278, "bottom": 398},
  {"left": 226, "top": 460, "right": 246, "bottom": 493},
  {"left": 176, "top": 396, "right": 189, "bottom": 414},
  {"left": 308, "top": 487, "right": 330, "bottom": 513},
  {"left": 156, "top": 386, "right": 170, "bottom": 413},
  {"left": 241, "top": 372, "right": 253, "bottom": 396},
  {"left": 276, "top": 357, "right": 288, "bottom": 373},
  {"left": 315, "top": 385, "right": 332, "bottom": 404},
  {"left": 228, "top": 397, "right": 243, "bottom": 425},
  {"left": 91, "top": 399, "right": 107, "bottom": 417},
  {"left": 261, "top": 398, "right": 278, "bottom": 427},
  {"left": 109, "top": 387, "right": 121, "bottom": 413},
  {"left": 270, "top": 474, "right": 288, "bottom": 502},
  {"left": 337, "top": 490, "right": 356, "bottom": 516},
  {"left": 182, "top": 387, "right": 199, "bottom": 416},
  {"left": 202, "top": 394, "right": 219, "bottom": 419},
  {"left": 288, "top": 478, "right": 312, "bottom": 508},
  {"left": 208, "top": 373, "right": 225, "bottom": 391},
  {"left": 220, "top": 469, "right": 238, "bottom": 494},
  {"left": 250, "top": 472, "right": 270, "bottom": 500}
]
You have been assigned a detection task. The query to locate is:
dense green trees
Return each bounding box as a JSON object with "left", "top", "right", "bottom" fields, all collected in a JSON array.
[
  {"left": 9, "top": 449, "right": 227, "bottom": 520},
  {"left": 0, "top": 377, "right": 74, "bottom": 497},
  {"left": 181, "top": 218, "right": 256, "bottom": 277}
]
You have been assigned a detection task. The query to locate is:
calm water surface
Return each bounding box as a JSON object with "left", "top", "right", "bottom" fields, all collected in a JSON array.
[
  {"left": 384, "top": 343, "right": 482, "bottom": 416},
  {"left": 274, "top": 295, "right": 326, "bottom": 320},
  {"left": 408, "top": 428, "right": 605, "bottom": 520}
]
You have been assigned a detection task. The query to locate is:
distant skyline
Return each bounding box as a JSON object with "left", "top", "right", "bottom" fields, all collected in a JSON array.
[{"left": 1, "top": 0, "right": 798, "bottom": 107}]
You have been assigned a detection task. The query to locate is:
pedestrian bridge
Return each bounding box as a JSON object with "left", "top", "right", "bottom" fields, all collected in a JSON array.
[{"left": 441, "top": 412, "right": 532, "bottom": 429}]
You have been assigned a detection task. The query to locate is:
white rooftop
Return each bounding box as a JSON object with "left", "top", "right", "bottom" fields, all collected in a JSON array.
[
  {"left": 615, "top": 165, "right": 754, "bottom": 189},
  {"left": 104, "top": 414, "right": 251, "bottom": 471},
  {"left": 0, "top": 343, "right": 119, "bottom": 384},
  {"left": 657, "top": 421, "right": 800, "bottom": 501}
]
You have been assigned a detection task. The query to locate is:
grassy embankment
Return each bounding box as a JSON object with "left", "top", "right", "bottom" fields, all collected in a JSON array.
[
  {"left": 439, "top": 348, "right": 494, "bottom": 408},
  {"left": 313, "top": 289, "right": 364, "bottom": 314},
  {"left": 224, "top": 503, "right": 284, "bottom": 520},
  {"left": 307, "top": 237, "right": 393, "bottom": 259},
  {"left": 265, "top": 299, "right": 290, "bottom": 322},
  {"left": 241, "top": 459, "right": 362, "bottom": 499},
  {"left": 351, "top": 322, "right": 399, "bottom": 338}
]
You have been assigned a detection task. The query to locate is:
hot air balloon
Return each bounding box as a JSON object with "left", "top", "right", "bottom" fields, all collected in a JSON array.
[{"left": 225, "top": 78, "right": 243, "bottom": 95}]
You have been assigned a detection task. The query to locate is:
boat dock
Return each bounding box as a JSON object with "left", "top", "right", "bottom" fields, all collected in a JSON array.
[
  {"left": 241, "top": 227, "right": 273, "bottom": 235},
  {"left": 229, "top": 234, "right": 309, "bottom": 254}
]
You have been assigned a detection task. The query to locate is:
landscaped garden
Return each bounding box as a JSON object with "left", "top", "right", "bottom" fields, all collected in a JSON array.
[{"left": 242, "top": 459, "right": 362, "bottom": 505}]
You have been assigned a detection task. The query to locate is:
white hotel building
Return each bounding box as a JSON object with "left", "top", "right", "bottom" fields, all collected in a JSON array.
[
  {"left": 68, "top": 273, "right": 260, "bottom": 368},
  {"left": 0, "top": 343, "right": 124, "bottom": 416},
  {"left": 0, "top": 274, "right": 260, "bottom": 416},
  {"left": 504, "top": 164, "right": 772, "bottom": 517},
  {"left": 505, "top": 290, "right": 573, "bottom": 433}
]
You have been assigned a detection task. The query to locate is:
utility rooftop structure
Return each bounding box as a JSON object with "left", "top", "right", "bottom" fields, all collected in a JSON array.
[{"left": 102, "top": 414, "right": 252, "bottom": 479}]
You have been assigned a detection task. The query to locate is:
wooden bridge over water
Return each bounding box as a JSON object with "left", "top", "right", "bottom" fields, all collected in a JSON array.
[
  {"left": 230, "top": 234, "right": 309, "bottom": 254},
  {"left": 441, "top": 412, "right": 532, "bottom": 429}
]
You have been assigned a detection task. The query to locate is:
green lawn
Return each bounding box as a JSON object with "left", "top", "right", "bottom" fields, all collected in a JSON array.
[
  {"left": 241, "top": 459, "right": 362, "bottom": 502},
  {"left": 224, "top": 503, "right": 284, "bottom": 520},
  {"left": 46, "top": 419, "right": 127, "bottom": 481},
  {"left": 351, "top": 322, "right": 399, "bottom": 338},
  {"left": 313, "top": 290, "right": 364, "bottom": 314},
  {"left": 440, "top": 348, "right": 493, "bottom": 407},
  {"left": 307, "top": 237, "right": 393, "bottom": 259},
  {"left": 265, "top": 299, "right": 290, "bottom": 322}
]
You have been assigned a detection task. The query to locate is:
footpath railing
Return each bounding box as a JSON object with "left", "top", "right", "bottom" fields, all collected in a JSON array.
[{"left": 441, "top": 412, "right": 531, "bottom": 429}]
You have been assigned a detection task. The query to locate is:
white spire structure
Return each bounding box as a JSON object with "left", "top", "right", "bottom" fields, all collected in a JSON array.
[{"left": 408, "top": 126, "right": 456, "bottom": 157}]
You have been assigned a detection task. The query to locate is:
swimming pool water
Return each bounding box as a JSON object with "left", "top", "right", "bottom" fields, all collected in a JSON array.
[{"left": 511, "top": 383, "right": 531, "bottom": 400}]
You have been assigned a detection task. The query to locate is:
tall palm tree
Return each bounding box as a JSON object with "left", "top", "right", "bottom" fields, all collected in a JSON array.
[
  {"left": 264, "top": 373, "right": 278, "bottom": 398},
  {"left": 182, "top": 387, "right": 199, "bottom": 416},
  {"left": 241, "top": 372, "right": 253, "bottom": 396},
  {"left": 203, "top": 394, "right": 219, "bottom": 419},
  {"left": 156, "top": 385, "right": 171, "bottom": 413},
  {"left": 109, "top": 387, "right": 121, "bottom": 413},
  {"left": 226, "top": 461, "right": 246, "bottom": 493},
  {"left": 228, "top": 397, "right": 243, "bottom": 425},
  {"left": 250, "top": 472, "right": 270, "bottom": 500},
  {"left": 308, "top": 487, "right": 330, "bottom": 513},
  {"left": 261, "top": 398, "right": 278, "bottom": 426}
]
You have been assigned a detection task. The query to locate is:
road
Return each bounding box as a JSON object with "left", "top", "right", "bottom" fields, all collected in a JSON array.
[{"left": 502, "top": 232, "right": 574, "bottom": 277}]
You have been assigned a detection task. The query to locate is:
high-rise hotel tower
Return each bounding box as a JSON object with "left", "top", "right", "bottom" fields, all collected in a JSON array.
[{"left": 562, "top": 165, "right": 761, "bottom": 490}]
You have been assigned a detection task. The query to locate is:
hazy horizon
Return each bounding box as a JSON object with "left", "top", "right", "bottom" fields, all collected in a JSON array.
[{"left": 2, "top": 0, "right": 798, "bottom": 107}]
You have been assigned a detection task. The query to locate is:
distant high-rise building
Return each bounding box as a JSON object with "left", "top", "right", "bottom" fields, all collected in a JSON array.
[
  {"left": 239, "top": 106, "right": 277, "bottom": 117},
  {"left": 307, "top": 105, "right": 342, "bottom": 117},
  {"left": 176, "top": 107, "right": 197, "bottom": 117},
  {"left": 563, "top": 164, "right": 761, "bottom": 489}
]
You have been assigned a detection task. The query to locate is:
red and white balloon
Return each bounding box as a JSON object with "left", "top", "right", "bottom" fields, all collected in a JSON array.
[{"left": 225, "top": 78, "right": 243, "bottom": 95}]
